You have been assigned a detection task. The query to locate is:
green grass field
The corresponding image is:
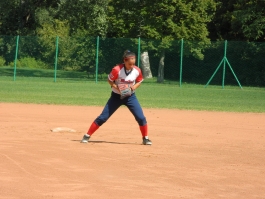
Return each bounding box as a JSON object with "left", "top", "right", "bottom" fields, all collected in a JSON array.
[{"left": 0, "top": 74, "right": 264, "bottom": 112}]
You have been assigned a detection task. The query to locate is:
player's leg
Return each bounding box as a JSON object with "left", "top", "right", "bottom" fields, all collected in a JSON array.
[
  {"left": 124, "top": 94, "right": 152, "bottom": 145},
  {"left": 81, "top": 92, "right": 122, "bottom": 143}
]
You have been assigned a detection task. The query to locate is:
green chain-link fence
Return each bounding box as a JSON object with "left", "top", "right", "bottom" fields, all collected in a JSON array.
[{"left": 0, "top": 36, "right": 265, "bottom": 87}]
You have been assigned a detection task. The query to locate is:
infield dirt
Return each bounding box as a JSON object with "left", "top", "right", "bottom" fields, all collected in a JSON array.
[{"left": 0, "top": 103, "right": 265, "bottom": 199}]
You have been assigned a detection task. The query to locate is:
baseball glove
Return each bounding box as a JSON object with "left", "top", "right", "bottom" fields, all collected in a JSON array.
[{"left": 118, "top": 83, "right": 132, "bottom": 99}]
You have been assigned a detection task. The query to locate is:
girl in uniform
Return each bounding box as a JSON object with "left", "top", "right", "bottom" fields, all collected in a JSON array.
[{"left": 81, "top": 50, "right": 152, "bottom": 145}]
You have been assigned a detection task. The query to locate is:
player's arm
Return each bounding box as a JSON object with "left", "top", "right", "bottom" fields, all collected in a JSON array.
[
  {"left": 108, "top": 66, "right": 119, "bottom": 90},
  {"left": 131, "top": 82, "right": 141, "bottom": 91},
  {"left": 108, "top": 79, "right": 119, "bottom": 90},
  {"left": 132, "top": 67, "right": 144, "bottom": 91}
]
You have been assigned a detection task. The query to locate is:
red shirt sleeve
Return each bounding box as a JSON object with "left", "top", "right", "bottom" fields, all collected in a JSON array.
[
  {"left": 135, "top": 67, "right": 144, "bottom": 83},
  {"left": 108, "top": 66, "right": 119, "bottom": 81}
]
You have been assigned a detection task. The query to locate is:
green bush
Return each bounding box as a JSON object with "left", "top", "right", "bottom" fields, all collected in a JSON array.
[
  {"left": 0, "top": 56, "right": 6, "bottom": 66},
  {"left": 9, "top": 57, "right": 48, "bottom": 69}
]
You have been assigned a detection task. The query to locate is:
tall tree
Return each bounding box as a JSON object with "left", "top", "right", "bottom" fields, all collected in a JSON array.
[
  {"left": 0, "top": 0, "right": 60, "bottom": 35},
  {"left": 208, "top": 0, "right": 265, "bottom": 41},
  {"left": 108, "top": 0, "right": 216, "bottom": 82},
  {"left": 58, "top": 0, "right": 108, "bottom": 37},
  {"left": 232, "top": 0, "right": 265, "bottom": 41},
  {"left": 207, "top": 0, "right": 236, "bottom": 41}
]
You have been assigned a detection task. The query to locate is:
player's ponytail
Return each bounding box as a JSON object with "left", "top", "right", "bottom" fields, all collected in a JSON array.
[{"left": 123, "top": 50, "right": 136, "bottom": 61}]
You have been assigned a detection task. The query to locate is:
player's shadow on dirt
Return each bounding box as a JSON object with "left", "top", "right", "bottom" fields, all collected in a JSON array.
[{"left": 71, "top": 140, "right": 139, "bottom": 145}]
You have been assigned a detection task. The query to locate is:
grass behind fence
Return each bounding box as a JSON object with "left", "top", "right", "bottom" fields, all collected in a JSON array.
[{"left": 0, "top": 76, "right": 264, "bottom": 113}]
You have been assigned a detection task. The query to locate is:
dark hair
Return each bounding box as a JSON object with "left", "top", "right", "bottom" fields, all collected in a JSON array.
[{"left": 123, "top": 50, "right": 136, "bottom": 60}]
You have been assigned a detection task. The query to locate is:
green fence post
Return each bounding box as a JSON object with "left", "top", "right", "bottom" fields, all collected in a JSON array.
[
  {"left": 54, "top": 36, "right": 59, "bottom": 82},
  {"left": 204, "top": 59, "right": 224, "bottom": 88},
  {"left": 205, "top": 40, "right": 242, "bottom": 89},
  {"left": 13, "top": 35, "right": 19, "bottom": 81},
  {"left": 222, "top": 40, "right": 227, "bottom": 89},
  {"left": 138, "top": 37, "right": 141, "bottom": 67},
  {"left": 226, "top": 58, "right": 243, "bottom": 89},
  {"left": 95, "top": 36, "right": 99, "bottom": 83},
  {"left": 179, "top": 38, "right": 184, "bottom": 87}
]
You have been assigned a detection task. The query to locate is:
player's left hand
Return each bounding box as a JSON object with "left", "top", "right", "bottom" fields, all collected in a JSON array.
[{"left": 118, "top": 83, "right": 132, "bottom": 99}]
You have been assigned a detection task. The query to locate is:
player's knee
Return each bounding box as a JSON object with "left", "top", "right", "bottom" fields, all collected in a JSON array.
[
  {"left": 137, "top": 116, "right": 147, "bottom": 126},
  {"left": 95, "top": 116, "right": 108, "bottom": 126}
]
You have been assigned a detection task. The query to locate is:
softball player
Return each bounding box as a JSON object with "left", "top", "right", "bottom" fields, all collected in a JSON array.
[{"left": 81, "top": 50, "right": 152, "bottom": 145}]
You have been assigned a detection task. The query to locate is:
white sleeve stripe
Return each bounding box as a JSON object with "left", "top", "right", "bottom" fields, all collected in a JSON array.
[
  {"left": 136, "top": 79, "right": 144, "bottom": 83},
  {"left": 108, "top": 75, "right": 114, "bottom": 81}
]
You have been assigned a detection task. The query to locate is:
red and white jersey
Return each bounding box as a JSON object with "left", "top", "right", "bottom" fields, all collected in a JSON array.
[{"left": 108, "top": 64, "right": 144, "bottom": 94}]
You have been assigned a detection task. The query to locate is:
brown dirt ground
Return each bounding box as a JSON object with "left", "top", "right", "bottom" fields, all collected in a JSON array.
[{"left": 0, "top": 103, "right": 265, "bottom": 199}]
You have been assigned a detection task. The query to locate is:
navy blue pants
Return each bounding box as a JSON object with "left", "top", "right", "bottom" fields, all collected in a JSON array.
[{"left": 95, "top": 92, "right": 147, "bottom": 126}]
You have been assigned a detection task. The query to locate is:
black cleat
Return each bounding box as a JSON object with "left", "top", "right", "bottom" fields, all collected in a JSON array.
[
  {"left": 80, "top": 134, "right": 90, "bottom": 143},
  {"left": 142, "top": 137, "right": 152, "bottom": 145}
]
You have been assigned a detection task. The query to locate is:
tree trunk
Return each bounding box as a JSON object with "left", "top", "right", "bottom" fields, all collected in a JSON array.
[
  {"left": 157, "top": 50, "right": 165, "bottom": 83},
  {"left": 140, "top": 51, "right": 153, "bottom": 78}
]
